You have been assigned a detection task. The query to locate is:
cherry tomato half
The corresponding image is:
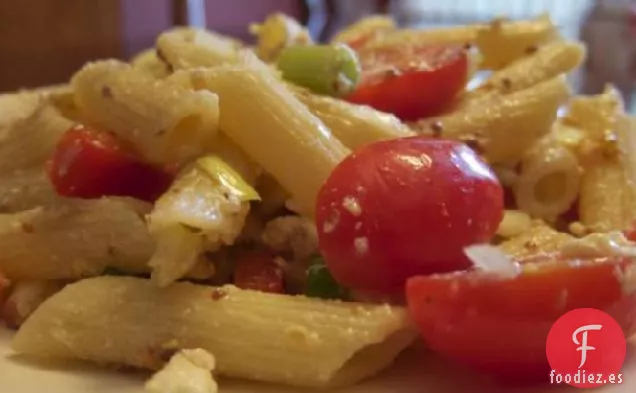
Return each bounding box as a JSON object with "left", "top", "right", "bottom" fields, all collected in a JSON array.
[
  {"left": 315, "top": 137, "right": 504, "bottom": 292},
  {"left": 406, "top": 255, "right": 636, "bottom": 382},
  {"left": 346, "top": 44, "right": 468, "bottom": 121},
  {"left": 48, "top": 125, "right": 173, "bottom": 202},
  {"left": 233, "top": 251, "right": 284, "bottom": 294}
]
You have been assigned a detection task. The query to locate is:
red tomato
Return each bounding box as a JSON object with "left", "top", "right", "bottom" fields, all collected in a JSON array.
[
  {"left": 48, "top": 125, "right": 173, "bottom": 202},
  {"left": 233, "top": 251, "right": 284, "bottom": 294},
  {"left": 346, "top": 44, "right": 468, "bottom": 121},
  {"left": 315, "top": 137, "right": 504, "bottom": 292},
  {"left": 406, "top": 256, "right": 636, "bottom": 382}
]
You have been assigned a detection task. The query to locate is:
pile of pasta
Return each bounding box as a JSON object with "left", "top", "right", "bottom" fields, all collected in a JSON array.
[{"left": 0, "top": 12, "right": 634, "bottom": 392}]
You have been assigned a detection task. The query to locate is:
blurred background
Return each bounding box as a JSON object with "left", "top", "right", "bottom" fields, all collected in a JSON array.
[{"left": 1, "top": 0, "right": 636, "bottom": 111}]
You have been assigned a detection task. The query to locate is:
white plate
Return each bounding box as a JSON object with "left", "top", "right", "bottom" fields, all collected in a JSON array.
[{"left": 2, "top": 328, "right": 636, "bottom": 392}]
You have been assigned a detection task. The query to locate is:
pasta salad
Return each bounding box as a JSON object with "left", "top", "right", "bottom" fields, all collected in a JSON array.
[{"left": 0, "top": 12, "right": 635, "bottom": 392}]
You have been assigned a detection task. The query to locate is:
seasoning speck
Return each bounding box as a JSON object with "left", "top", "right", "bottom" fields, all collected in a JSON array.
[
  {"left": 501, "top": 78, "right": 512, "bottom": 90},
  {"left": 354, "top": 237, "right": 369, "bottom": 256},
  {"left": 342, "top": 196, "right": 362, "bottom": 216},
  {"left": 211, "top": 288, "right": 227, "bottom": 301},
  {"left": 430, "top": 121, "right": 444, "bottom": 137},
  {"left": 21, "top": 222, "right": 34, "bottom": 234},
  {"left": 525, "top": 45, "right": 538, "bottom": 54},
  {"left": 524, "top": 240, "right": 538, "bottom": 251},
  {"left": 101, "top": 86, "right": 113, "bottom": 98}
]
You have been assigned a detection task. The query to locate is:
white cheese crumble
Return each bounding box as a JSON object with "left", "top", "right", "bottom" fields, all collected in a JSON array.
[
  {"left": 145, "top": 349, "right": 217, "bottom": 393},
  {"left": 464, "top": 244, "right": 520, "bottom": 278},
  {"left": 342, "top": 196, "right": 362, "bottom": 216},
  {"left": 354, "top": 237, "right": 369, "bottom": 256}
]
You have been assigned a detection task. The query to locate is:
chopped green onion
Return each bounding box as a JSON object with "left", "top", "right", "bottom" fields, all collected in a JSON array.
[
  {"left": 277, "top": 44, "right": 361, "bottom": 97},
  {"left": 305, "top": 256, "right": 349, "bottom": 300}
]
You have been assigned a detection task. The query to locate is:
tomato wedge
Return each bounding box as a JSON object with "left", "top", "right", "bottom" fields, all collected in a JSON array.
[
  {"left": 48, "top": 125, "right": 173, "bottom": 202},
  {"left": 346, "top": 44, "right": 468, "bottom": 121},
  {"left": 233, "top": 251, "right": 284, "bottom": 294},
  {"left": 406, "top": 255, "right": 636, "bottom": 382}
]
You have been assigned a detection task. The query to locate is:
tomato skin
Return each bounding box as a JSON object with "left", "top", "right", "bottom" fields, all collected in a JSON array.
[
  {"left": 315, "top": 137, "right": 504, "bottom": 292},
  {"left": 406, "top": 256, "right": 636, "bottom": 382},
  {"left": 48, "top": 125, "right": 173, "bottom": 202},
  {"left": 233, "top": 251, "right": 284, "bottom": 294},
  {"left": 346, "top": 44, "right": 468, "bottom": 121},
  {"left": 0, "top": 271, "right": 9, "bottom": 310}
]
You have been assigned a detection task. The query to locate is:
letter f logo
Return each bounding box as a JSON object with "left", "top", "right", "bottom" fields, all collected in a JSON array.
[{"left": 572, "top": 324, "right": 603, "bottom": 369}]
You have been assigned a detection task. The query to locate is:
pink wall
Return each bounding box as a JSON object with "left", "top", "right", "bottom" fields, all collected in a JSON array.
[
  {"left": 205, "top": 0, "right": 303, "bottom": 41},
  {"left": 122, "top": 0, "right": 173, "bottom": 57}
]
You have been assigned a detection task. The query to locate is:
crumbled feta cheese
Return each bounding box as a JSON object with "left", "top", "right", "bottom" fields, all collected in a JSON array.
[
  {"left": 261, "top": 216, "right": 318, "bottom": 259},
  {"left": 145, "top": 349, "right": 217, "bottom": 393},
  {"left": 354, "top": 237, "right": 369, "bottom": 256},
  {"left": 342, "top": 196, "right": 361, "bottom": 216}
]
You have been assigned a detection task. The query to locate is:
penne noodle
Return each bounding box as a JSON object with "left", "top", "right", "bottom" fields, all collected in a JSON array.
[
  {"left": 0, "top": 103, "right": 72, "bottom": 173},
  {"left": 292, "top": 88, "right": 415, "bottom": 149},
  {"left": 513, "top": 135, "right": 581, "bottom": 220},
  {"left": 13, "top": 276, "right": 416, "bottom": 388},
  {"left": 0, "top": 169, "right": 61, "bottom": 213},
  {"left": 1, "top": 279, "right": 64, "bottom": 329},
  {"left": 0, "top": 198, "right": 154, "bottom": 281},
  {"left": 475, "top": 14, "right": 558, "bottom": 70},
  {"left": 331, "top": 15, "right": 396, "bottom": 45},
  {"left": 130, "top": 48, "right": 171, "bottom": 79},
  {"left": 364, "top": 24, "right": 480, "bottom": 49},
  {"left": 578, "top": 117, "right": 636, "bottom": 233},
  {"left": 71, "top": 60, "right": 219, "bottom": 165},
  {"left": 0, "top": 92, "right": 48, "bottom": 130},
  {"left": 564, "top": 85, "right": 623, "bottom": 143},
  {"left": 420, "top": 75, "right": 570, "bottom": 164},
  {"left": 157, "top": 27, "right": 242, "bottom": 70},
  {"left": 499, "top": 221, "right": 574, "bottom": 259},
  {"left": 469, "top": 40, "right": 585, "bottom": 99},
  {"left": 174, "top": 53, "right": 350, "bottom": 215}
]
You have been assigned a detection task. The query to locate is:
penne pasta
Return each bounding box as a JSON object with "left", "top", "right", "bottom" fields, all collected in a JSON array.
[
  {"left": 130, "top": 48, "right": 172, "bottom": 79},
  {"left": 364, "top": 24, "right": 480, "bottom": 49},
  {"left": 470, "top": 40, "right": 585, "bottom": 99},
  {"left": 566, "top": 88, "right": 636, "bottom": 232},
  {"left": 1, "top": 279, "right": 64, "bottom": 329},
  {"left": 156, "top": 27, "right": 242, "bottom": 70},
  {"left": 0, "top": 198, "right": 154, "bottom": 281},
  {"left": 0, "top": 103, "right": 72, "bottom": 173},
  {"left": 0, "top": 169, "right": 61, "bottom": 213},
  {"left": 0, "top": 92, "right": 46, "bottom": 130},
  {"left": 513, "top": 135, "right": 581, "bottom": 220},
  {"left": 421, "top": 75, "right": 570, "bottom": 164},
  {"left": 475, "top": 14, "right": 558, "bottom": 70},
  {"left": 292, "top": 87, "right": 415, "bottom": 149},
  {"left": 331, "top": 15, "right": 396, "bottom": 45},
  {"left": 71, "top": 60, "right": 219, "bottom": 165},
  {"left": 13, "top": 276, "right": 416, "bottom": 388},
  {"left": 499, "top": 221, "right": 574, "bottom": 259},
  {"left": 174, "top": 53, "right": 350, "bottom": 215}
]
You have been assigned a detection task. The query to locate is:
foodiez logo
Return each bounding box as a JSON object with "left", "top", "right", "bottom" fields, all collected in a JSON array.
[{"left": 546, "top": 308, "right": 627, "bottom": 388}]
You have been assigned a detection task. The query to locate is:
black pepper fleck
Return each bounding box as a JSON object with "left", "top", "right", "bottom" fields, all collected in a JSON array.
[
  {"left": 21, "top": 222, "right": 34, "bottom": 234},
  {"left": 101, "top": 86, "right": 113, "bottom": 98},
  {"left": 501, "top": 78, "right": 512, "bottom": 90},
  {"left": 525, "top": 45, "right": 538, "bottom": 54},
  {"left": 211, "top": 288, "right": 228, "bottom": 300}
]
